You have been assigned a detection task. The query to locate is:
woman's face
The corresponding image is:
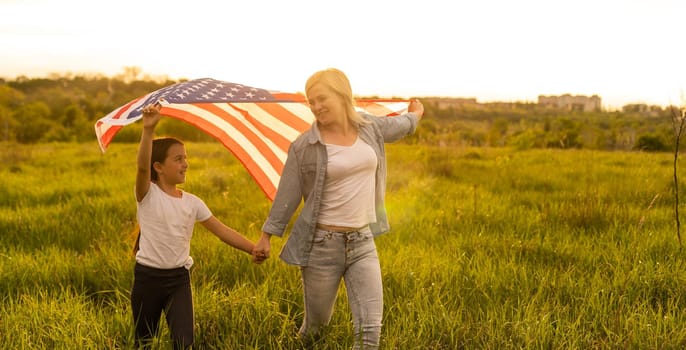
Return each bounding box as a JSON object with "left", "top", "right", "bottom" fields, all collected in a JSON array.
[{"left": 307, "top": 83, "right": 346, "bottom": 127}]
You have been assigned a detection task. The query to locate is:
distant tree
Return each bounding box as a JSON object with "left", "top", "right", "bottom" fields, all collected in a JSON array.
[
  {"left": 546, "top": 118, "right": 581, "bottom": 149},
  {"left": 0, "top": 105, "right": 16, "bottom": 142},
  {"left": 635, "top": 134, "right": 669, "bottom": 152},
  {"left": 0, "top": 84, "right": 26, "bottom": 107},
  {"left": 509, "top": 129, "right": 545, "bottom": 150},
  {"left": 13, "top": 101, "right": 54, "bottom": 143},
  {"left": 60, "top": 103, "right": 92, "bottom": 141},
  {"left": 487, "top": 118, "right": 509, "bottom": 147}
]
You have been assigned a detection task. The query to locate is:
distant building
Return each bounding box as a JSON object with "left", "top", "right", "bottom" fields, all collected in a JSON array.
[
  {"left": 622, "top": 103, "right": 664, "bottom": 117},
  {"left": 538, "top": 94, "right": 601, "bottom": 112}
]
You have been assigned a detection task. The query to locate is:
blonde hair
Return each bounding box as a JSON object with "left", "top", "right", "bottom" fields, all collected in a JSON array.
[{"left": 305, "top": 68, "right": 369, "bottom": 125}]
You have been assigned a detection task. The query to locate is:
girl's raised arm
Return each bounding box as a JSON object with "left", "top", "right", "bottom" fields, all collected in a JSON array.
[{"left": 135, "top": 105, "right": 162, "bottom": 202}]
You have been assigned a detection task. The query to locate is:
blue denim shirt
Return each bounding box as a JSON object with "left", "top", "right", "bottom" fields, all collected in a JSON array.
[{"left": 261, "top": 112, "right": 419, "bottom": 266}]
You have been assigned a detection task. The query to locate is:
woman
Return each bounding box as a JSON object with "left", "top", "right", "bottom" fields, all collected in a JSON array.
[
  {"left": 132, "top": 104, "right": 258, "bottom": 349},
  {"left": 253, "top": 68, "right": 424, "bottom": 349}
]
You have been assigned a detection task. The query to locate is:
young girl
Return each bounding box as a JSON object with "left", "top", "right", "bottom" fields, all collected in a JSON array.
[{"left": 131, "top": 103, "right": 258, "bottom": 349}]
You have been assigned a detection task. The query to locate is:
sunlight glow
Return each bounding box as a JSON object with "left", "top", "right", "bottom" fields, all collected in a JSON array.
[{"left": 1, "top": 0, "right": 684, "bottom": 108}]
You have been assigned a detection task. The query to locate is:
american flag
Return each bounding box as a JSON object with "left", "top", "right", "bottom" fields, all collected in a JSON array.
[{"left": 95, "top": 78, "right": 410, "bottom": 200}]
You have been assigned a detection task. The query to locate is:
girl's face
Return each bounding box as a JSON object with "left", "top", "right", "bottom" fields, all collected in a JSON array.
[
  {"left": 307, "top": 83, "right": 346, "bottom": 127},
  {"left": 156, "top": 143, "right": 188, "bottom": 184}
]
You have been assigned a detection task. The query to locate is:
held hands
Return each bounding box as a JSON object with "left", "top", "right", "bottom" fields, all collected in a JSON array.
[
  {"left": 251, "top": 233, "right": 271, "bottom": 264},
  {"left": 408, "top": 99, "right": 424, "bottom": 119}
]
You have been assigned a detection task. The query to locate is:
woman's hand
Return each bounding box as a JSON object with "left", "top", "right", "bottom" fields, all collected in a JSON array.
[{"left": 408, "top": 99, "right": 424, "bottom": 119}]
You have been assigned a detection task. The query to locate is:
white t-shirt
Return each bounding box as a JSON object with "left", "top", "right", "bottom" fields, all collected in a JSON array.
[
  {"left": 135, "top": 183, "right": 212, "bottom": 269},
  {"left": 319, "top": 137, "right": 377, "bottom": 228}
]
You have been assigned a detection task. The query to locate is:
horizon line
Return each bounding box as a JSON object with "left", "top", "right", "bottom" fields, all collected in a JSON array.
[{"left": 0, "top": 70, "right": 680, "bottom": 110}]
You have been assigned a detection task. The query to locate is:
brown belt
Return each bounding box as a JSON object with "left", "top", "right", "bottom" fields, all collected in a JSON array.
[{"left": 316, "top": 223, "right": 368, "bottom": 233}]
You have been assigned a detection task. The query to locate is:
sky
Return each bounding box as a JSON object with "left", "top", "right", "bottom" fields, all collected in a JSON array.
[{"left": 1, "top": 0, "right": 684, "bottom": 109}]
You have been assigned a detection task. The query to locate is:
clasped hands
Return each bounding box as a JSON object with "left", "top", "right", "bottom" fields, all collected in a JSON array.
[{"left": 251, "top": 235, "right": 270, "bottom": 264}]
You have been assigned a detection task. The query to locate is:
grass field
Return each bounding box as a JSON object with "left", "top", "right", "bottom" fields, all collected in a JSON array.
[{"left": 2, "top": 141, "right": 686, "bottom": 349}]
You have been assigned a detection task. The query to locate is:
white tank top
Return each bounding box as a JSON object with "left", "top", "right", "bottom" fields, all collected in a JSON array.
[{"left": 319, "top": 137, "right": 377, "bottom": 228}]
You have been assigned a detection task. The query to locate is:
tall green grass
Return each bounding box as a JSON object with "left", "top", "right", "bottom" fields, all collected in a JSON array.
[{"left": 2, "top": 141, "right": 685, "bottom": 349}]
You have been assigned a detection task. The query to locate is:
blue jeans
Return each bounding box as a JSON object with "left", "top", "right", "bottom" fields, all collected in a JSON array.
[{"left": 300, "top": 228, "right": 383, "bottom": 350}]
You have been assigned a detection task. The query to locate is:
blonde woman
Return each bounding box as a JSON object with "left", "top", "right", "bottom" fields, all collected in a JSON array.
[{"left": 254, "top": 68, "right": 424, "bottom": 349}]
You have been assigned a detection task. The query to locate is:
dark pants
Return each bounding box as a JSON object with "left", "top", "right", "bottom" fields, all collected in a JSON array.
[{"left": 131, "top": 263, "right": 194, "bottom": 349}]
